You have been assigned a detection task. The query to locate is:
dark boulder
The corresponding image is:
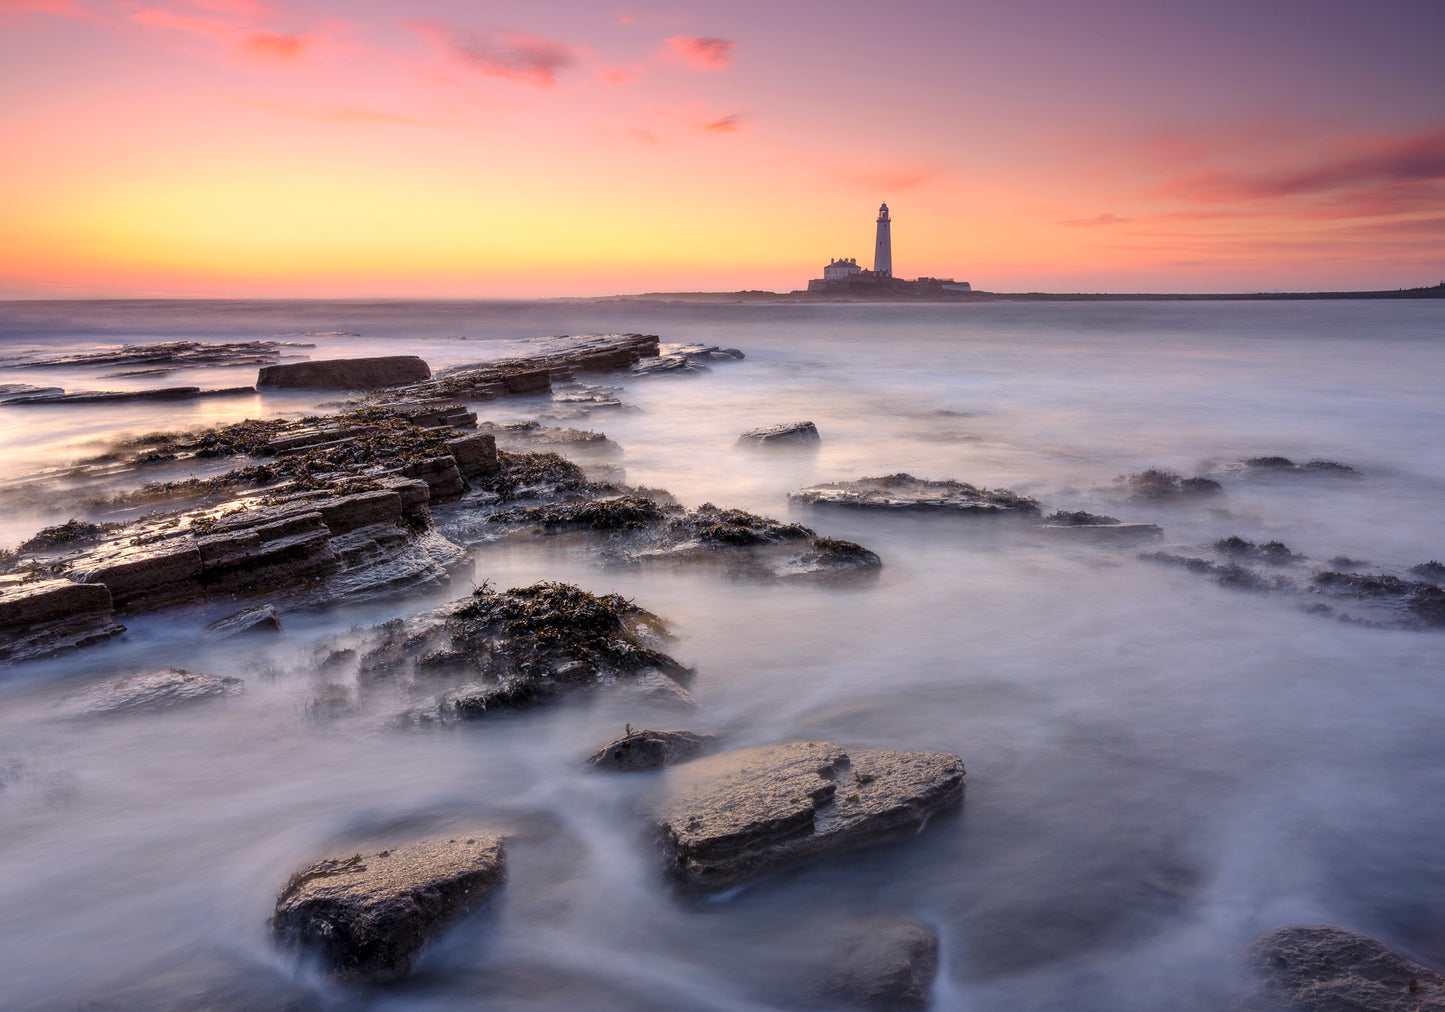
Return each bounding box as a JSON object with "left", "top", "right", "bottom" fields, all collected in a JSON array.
[
  {"left": 257, "top": 356, "right": 431, "bottom": 390},
  {"left": 1244, "top": 924, "right": 1445, "bottom": 1011},
  {"left": 587, "top": 728, "right": 711, "bottom": 771},
  {"left": 1115, "top": 469, "right": 1223, "bottom": 502},
  {"left": 272, "top": 834, "right": 506, "bottom": 984},
  {"left": 655, "top": 741, "right": 964, "bottom": 892},
  {"left": 817, "top": 917, "right": 940, "bottom": 1011}
]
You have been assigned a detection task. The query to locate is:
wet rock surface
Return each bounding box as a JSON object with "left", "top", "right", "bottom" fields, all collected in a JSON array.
[
  {"left": 816, "top": 917, "right": 940, "bottom": 1011},
  {"left": 587, "top": 728, "right": 711, "bottom": 771},
  {"left": 257, "top": 356, "right": 432, "bottom": 390},
  {"left": 2, "top": 386, "right": 257, "bottom": 405},
  {"left": 475, "top": 420, "right": 621, "bottom": 457},
  {"left": 272, "top": 834, "right": 506, "bottom": 984},
  {"left": 0, "top": 579, "right": 124, "bottom": 663},
  {"left": 1037, "top": 510, "right": 1162, "bottom": 541},
  {"left": 739, "top": 421, "right": 822, "bottom": 446},
  {"left": 790, "top": 473, "right": 1041, "bottom": 516},
  {"left": 205, "top": 603, "right": 283, "bottom": 638},
  {"left": 64, "top": 668, "right": 244, "bottom": 717},
  {"left": 0, "top": 340, "right": 310, "bottom": 372},
  {"left": 339, "top": 582, "right": 695, "bottom": 719},
  {"left": 655, "top": 741, "right": 964, "bottom": 892},
  {"left": 1243, "top": 925, "right": 1445, "bottom": 1011}
]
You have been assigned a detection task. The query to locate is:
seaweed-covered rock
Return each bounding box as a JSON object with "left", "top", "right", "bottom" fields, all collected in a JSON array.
[
  {"left": 272, "top": 834, "right": 505, "bottom": 983},
  {"left": 257, "top": 356, "right": 431, "bottom": 390},
  {"left": 587, "top": 728, "right": 711, "bottom": 771},
  {"left": 64, "top": 668, "right": 243, "bottom": 716},
  {"left": 475, "top": 421, "right": 621, "bottom": 457},
  {"left": 1244, "top": 925, "right": 1445, "bottom": 1011},
  {"left": 817, "top": 917, "right": 940, "bottom": 1011},
  {"left": 1213, "top": 457, "right": 1361, "bottom": 479},
  {"left": 790, "top": 474, "right": 1040, "bottom": 517},
  {"left": 655, "top": 741, "right": 964, "bottom": 892},
  {"left": 479, "top": 499, "right": 881, "bottom": 583},
  {"left": 1213, "top": 536, "right": 1300, "bottom": 564},
  {"left": 349, "top": 582, "right": 694, "bottom": 718},
  {"left": 1037, "top": 510, "right": 1161, "bottom": 542},
  {"left": 1115, "top": 469, "right": 1222, "bottom": 502},
  {"left": 738, "top": 422, "right": 821, "bottom": 446}
]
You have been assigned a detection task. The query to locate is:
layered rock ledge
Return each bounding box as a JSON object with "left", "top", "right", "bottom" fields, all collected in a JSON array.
[
  {"left": 272, "top": 834, "right": 506, "bottom": 984},
  {"left": 655, "top": 741, "right": 964, "bottom": 891},
  {"left": 790, "top": 473, "right": 1040, "bottom": 516}
]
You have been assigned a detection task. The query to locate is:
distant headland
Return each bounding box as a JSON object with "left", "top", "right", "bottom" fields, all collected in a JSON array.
[{"left": 578, "top": 282, "right": 1445, "bottom": 304}]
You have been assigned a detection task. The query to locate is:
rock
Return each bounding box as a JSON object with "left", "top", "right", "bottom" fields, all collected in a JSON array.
[
  {"left": 631, "top": 354, "right": 708, "bottom": 377},
  {"left": 499, "top": 368, "right": 551, "bottom": 394},
  {"left": 666, "top": 343, "right": 745, "bottom": 362},
  {"left": 65, "top": 668, "right": 243, "bottom": 716},
  {"left": 475, "top": 421, "right": 621, "bottom": 457},
  {"left": 655, "top": 741, "right": 964, "bottom": 892},
  {"left": 348, "top": 582, "right": 695, "bottom": 719},
  {"left": 817, "top": 918, "right": 940, "bottom": 1011},
  {"left": 587, "top": 729, "right": 710, "bottom": 771},
  {"left": 257, "top": 356, "right": 431, "bottom": 390},
  {"left": 1, "top": 386, "right": 257, "bottom": 405},
  {"left": 272, "top": 834, "right": 506, "bottom": 984},
  {"left": 738, "top": 421, "right": 821, "bottom": 446},
  {"left": 205, "top": 604, "right": 282, "bottom": 638},
  {"left": 1115, "top": 469, "right": 1223, "bottom": 502},
  {"left": 1244, "top": 925, "right": 1445, "bottom": 1011},
  {"left": 401, "top": 455, "right": 466, "bottom": 501},
  {"left": 445, "top": 433, "right": 499, "bottom": 477},
  {"left": 1037, "top": 510, "right": 1162, "bottom": 542},
  {"left": 0, "top": 579, "right": 124, "bottom": 663},
  {"left": 479, "top": 498, "right": 881, "bottom": 583},
  {"left": 790, "top": 474, "right": 1040, "bottom": 516},
  {"left": 1213, "top": 457, "right": 1361, "bottom": 479},
  {"left": 3, "top": 340, "right": 309, "bottom": 372},
  {"left": 70, "top": 536, "right": 205, "bottom": 609}
]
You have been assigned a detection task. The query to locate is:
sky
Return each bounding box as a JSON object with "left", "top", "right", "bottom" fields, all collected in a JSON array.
[{"left": 1, "top": 0, "right": 1443, "bottom": 297}]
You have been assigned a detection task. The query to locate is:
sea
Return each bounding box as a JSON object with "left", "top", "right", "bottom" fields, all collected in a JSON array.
[{"left": 0, "top": 298, "right": 1442, "bottom": 1010}]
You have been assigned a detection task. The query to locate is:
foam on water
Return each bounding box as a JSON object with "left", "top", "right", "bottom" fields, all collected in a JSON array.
[{"left": 1, "top": 298, "right": 1443, "bottom": 1010}]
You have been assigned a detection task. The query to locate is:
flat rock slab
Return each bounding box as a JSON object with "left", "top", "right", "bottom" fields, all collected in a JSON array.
[
  {"left": 0, "top": 579, "right": 124, "bottom": 663},
  {"left": 656, "top": 741, "right": 964, "bottom": 892},
  {"left": 205, "top": 604, "right": 282, "bottom": 638},
  {"left": 1246, "top": 925, "right": 1445, "bottom": 1011},
  {"left": 257, "top": 356, "right": 431, "bottom": 390},
  {"left": 790, "top": 473, "right": 1040, "bottom": 516},
  {"left": 65, "top": 668, "right": 243, "bottom": 717},
  {"left": 587, "top": 729, "right": 711, "bottom": 771},
  {"left": 272, "top": 834, "right": 505, "bottom": 984},
  {"left": 739, "top": 422, "right": 821, "bottom": 446}
]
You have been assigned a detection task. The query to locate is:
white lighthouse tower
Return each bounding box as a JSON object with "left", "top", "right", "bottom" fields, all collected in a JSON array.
[{"left": 873, "top": 203, "right": 892, "bottom": 277}]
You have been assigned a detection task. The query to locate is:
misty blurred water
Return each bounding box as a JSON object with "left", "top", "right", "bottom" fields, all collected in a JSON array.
[{"left": 0, "top": 298, "right": 1442, "bottom": 1010}]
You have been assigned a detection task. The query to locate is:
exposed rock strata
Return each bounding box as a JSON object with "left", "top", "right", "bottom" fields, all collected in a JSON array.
[
  {"left": 272, "top": 834, "right": 506, "bottom": 983},
  {"left": 739, "top": 421, "right": 822, "bottom": 446},
  {"left": 655, "top": 741, "right": 964, "bottom": 891},
  {"left": 1244, "top": 925, "right": 1445, "bottom": 1011},
  {"left": 205, "top": 604, "right": 283, "bottom": 638},
  {"left": 0, "top": 340, "right": 310, "bottom": 372},
  {"left": 0, "top": 579, "right": 124, "bottom": 663},
  {"left": 64, "top": 668, "right": 243, "bottom": 717},
  {"left": 2, "top": 386, "right": 258, "bottom": 405},
  {"left": 257, "top": 356, "right": 431, "bottom": 390},
  {"left": 336, "top": 582, "right": 695, "bottom": 719},
  {"left": 587, "top": 728, "right": 711, "bottom": 771},
  {"left": 790, "top": 474, "right": 1040, "bottom": 516},
  {"left": 1037, "top": 510, "right": 1162, "bottom": 542},
  {"left": 1212, "top": 456, "right": 1360, "bottom": 480},
  {"left": 1114, "top": 469, "right": 1223, "bottom": 502}
]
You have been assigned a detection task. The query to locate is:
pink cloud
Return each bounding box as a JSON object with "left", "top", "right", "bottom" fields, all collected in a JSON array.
[
  {"left": 661, "top": 35, "right": 733, "bottom": 71},
  {"left": 1060, "top": 212, "right": 1131, "bottom": 227},
  {"left": 1158, "top": 127, "right": 1445, "bottom": 214},
  {"left": 700, "top": 113, "right": 744, "bottom": 133},
  {"left": 600, "top": 64, "right": 639, "bottom": 85},
  {"left": 411, "top": 21, "right": 576, "bottom": 87},
  {"left": 129, "top": 3, "right": 320, "bottom": 63},
  {"left": 244, "top": 29, "right": 304, "bottom": 60},
  {"left": 840, "top": 163, "right": 941, "bottom": 193},
  {"left": 0, "top": 0, "right": 88, "bottom": 16}
]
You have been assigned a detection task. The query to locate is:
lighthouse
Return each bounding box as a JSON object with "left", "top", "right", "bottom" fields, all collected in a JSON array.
[{"left": 873, "top": 203, "right": 892, "bottom": 277}]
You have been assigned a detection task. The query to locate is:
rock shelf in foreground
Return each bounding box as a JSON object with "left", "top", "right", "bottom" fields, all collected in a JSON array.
[
  {"left": 1245, "top": 925, "right": 1445, "bottom": 1011},
  {"left": 272, "top": 834, "right": 506, "bottom": 983},
  {"left": 655, "top": 741, "right": 964, "bottom": 892}
]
